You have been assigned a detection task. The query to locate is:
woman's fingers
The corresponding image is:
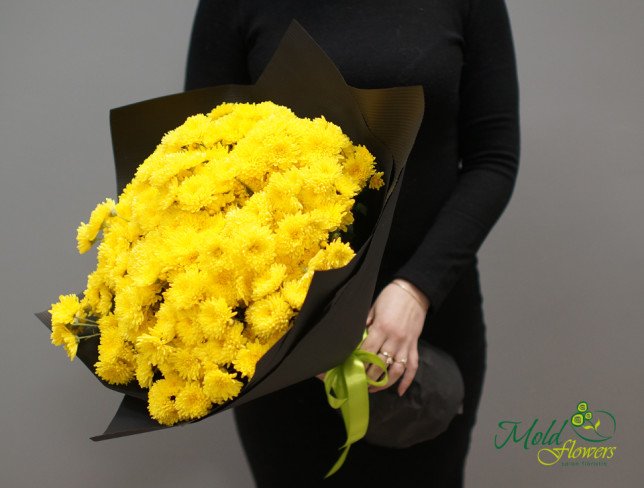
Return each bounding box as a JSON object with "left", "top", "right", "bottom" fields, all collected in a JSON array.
[
  {"left": 397, "top": 344, "right": 419, "bottom": 397},
  {"left": 360, "top": 321, "right": 383, "bottom": 353},
  {"left": 365, "top": 350, "right": 388, "bottom": 383},
  {"left": 369, "top": 360, "right": 405, "bottom": 393},
  {"left": 368, "top": 338, "right": 411, "bottom": 392},
  {"left": 361, "top": 325, "right": 385, "bottom": 382}
]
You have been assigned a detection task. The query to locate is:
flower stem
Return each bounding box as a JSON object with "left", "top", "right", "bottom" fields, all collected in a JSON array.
[{"left": 79, "top": 333, "right": 100, "bottom": 340}]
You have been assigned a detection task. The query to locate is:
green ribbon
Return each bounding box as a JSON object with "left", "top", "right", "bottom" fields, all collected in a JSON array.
[{"left": 322, "top": 332, "right": 388, "bottom": 478}]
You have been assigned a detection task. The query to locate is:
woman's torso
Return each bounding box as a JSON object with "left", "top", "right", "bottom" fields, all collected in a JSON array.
[{"left": 188, "top": 0, "right": 484, "bottom": 339}]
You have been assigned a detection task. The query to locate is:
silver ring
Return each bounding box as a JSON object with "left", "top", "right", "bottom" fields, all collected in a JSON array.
[{"left": 379, "top": 350, "right": 394, "bottom": 366}]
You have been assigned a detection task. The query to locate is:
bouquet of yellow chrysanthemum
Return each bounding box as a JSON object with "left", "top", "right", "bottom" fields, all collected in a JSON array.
[
  {"left": 37, "top": 21, "right": 423, "bottom": 474},
  {"left": 49, "top": 99, "right": 385, "bottom": 426}
]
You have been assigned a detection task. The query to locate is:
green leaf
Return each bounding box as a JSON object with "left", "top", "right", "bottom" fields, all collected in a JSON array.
[
  {"left": 595, "top": 419, "right": 601, "bottom": 429},
  {"left": 583, "top": 425, "right": 594, "bottom": 430}
]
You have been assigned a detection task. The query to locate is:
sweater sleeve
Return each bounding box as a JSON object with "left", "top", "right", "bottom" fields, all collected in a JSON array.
[
  {"left": 185, "top": 0, "right": 251, "bottom": 90},
  {"left": 392, "top": 0, "right": 521, "bottom": 318}
]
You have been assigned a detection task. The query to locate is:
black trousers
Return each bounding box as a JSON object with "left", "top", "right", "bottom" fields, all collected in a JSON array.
[{"left": 233, "top": 264, "right": 487, "bottom": 487}]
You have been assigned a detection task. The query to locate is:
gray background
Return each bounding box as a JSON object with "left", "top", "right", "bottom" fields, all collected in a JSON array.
[{"left": 1, "top": 0, "right": 642, "bottom": 486}]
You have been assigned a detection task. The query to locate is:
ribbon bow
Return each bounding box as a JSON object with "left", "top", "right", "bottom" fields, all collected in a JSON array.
[{"left": 322, "top": 332, "right": 388, "bottom": 477}]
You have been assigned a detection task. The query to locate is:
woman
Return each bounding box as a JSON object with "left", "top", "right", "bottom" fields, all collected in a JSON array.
[{"left": 185, "top": 0, "right": 520, "bottom": 485}]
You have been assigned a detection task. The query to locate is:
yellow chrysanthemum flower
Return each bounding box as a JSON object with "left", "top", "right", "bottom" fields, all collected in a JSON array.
[
  {"left": 194, "top": 339, "right": 234, "bottom": 367},
  {"left": 300, "top": 156, "right": 343, "bottom": 193},
  {"left": 97, "top": 313, "right": 118, "bottom": 331},
  {"left": 147, "top": 376, "right": 182, "bottom": 426},
  {"left": 151, "top": 304, "right": 178, "bottom": 342},
  {"left": 94, "top": 345, "right": 136, "bottom": 385},
  {"left": 175, "top": 173, "right": 218, "bottom": 212},
  {"left": 76, "top": 223, "right": 94, "bottom": 254},
  {"left": 174, "top": 313, "right": 206, "bottom": 348},
  {"left": 199, "top": 275, "right": 241, "bottom": 308},
  {"left": 75, "top": 198, "right": 116, "bottom": 254},
  {"left": 127, "top": 257, "right": 162, "bottom": 290},
  {"left": 220, "top": 320, "right": 247, "bottom": 361},
  {"left": 309, "top": 203, "right": 347, "bottom": 233},
  {"left": 82, "top": 271, "right": 110, "bottom": 314},
  {"left": 297, "top": 116, "right": 350, "bottom": 158},
  {"left": 164, "top": 266, "right": 204, "bottom": 310},
  {"left": 245, "top": 292, "right": 294, "bottom": 340},
  {"left": 334, "top": 174, "right": 361, "bottom": 197},
  {"left": 49, "top": 294, "right": 82, "bottom": 326},
  {"left": 208, "top": 102, "right": 235, "bottom": 121},
  {"left": 136, "top": 334, "right": 173, "bottom": 366},
  {"left": 135, "top": 356, "right": 155, "bottom": 389},
  {"left": 160, "top": 114, "right": 212, "bottom": 153},
  {"left": 50, "top": 323, "right": 79, "bottom": 360},
  {"left": 251, "top": 263, "right": 288, "bottom": 301},
  {"left": 281, "top": 271, "right": 314, "bottom": 310},
  {"left": 233, "top": 340, "right": 271, "bottom": 379},
  {"left": 228, "top": 221, "right": 276, "bottom": 272},
  {"left": 242, "top": 193, "right": 276, "bottom": 228},
  {"left": 170, "top": 348, "right": 203, "bottom": 382},
  {"left": 87, "top": 198, "right": 116, "bottom": 232},
  {"left": 113, "top": 282, "right": 152, "bottom": 337},
  {"left": 175, "top": 382, "right": 211, "bottom": 420},
  {"left": 202, "top": 368, "right": 244, "bottom": 404},
  {"left": 369, "top": 171, "right": 385, "bottom": 190},
  {"left": 309, "top": 238, "right": 355, "bottom": 271},
  {"left": 343, "top": 144, "right": 377, "bottom": 187},
  {"left": 198, "top": 297, "right": 236, "bottom": 340},
  {"left": 264, "top": 178, "right": 303, "bottom": 220},
  {"left": 97, "top": 325, "right": 123, "bottom": 352},
  {"left": 275, "top": 212, "right": 323, "bottom": 258}
]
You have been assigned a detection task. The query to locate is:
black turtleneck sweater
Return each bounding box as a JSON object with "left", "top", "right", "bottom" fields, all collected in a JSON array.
[
  {"left": 185, "top": 0, "right": 520, "bottom": 484},
  {"left": 185, "top": 0, "right": 520, "bottom": 321}
]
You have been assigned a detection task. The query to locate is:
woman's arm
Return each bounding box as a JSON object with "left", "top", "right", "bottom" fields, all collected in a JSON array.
[
  {"left": 392, "top": 0, "right": 521, "bottom": 318},
  {"left": 363, "top": 0, "right": 520, "bottom": 394}
]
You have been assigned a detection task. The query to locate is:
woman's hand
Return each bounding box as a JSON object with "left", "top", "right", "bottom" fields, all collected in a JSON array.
[{"left": 361, "top": 279, "right": 430, "bottom": 397}]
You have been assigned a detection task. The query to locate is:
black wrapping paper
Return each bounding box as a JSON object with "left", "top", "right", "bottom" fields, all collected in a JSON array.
[
  {"left": 364, "top": 340, "right": 465, "bottom": 449},
  {"left": 36, "top": 21, "right": 424, "bottom": 440}
]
